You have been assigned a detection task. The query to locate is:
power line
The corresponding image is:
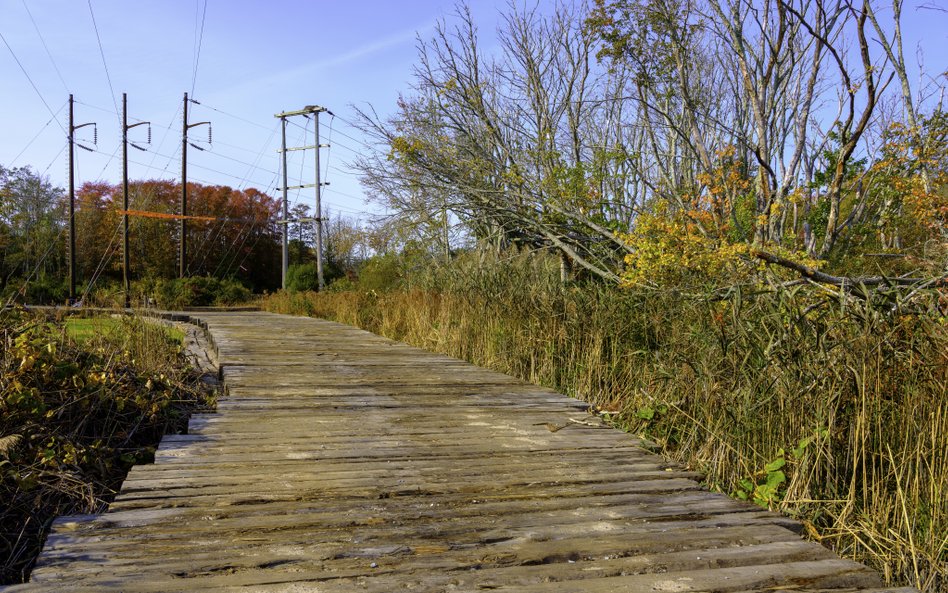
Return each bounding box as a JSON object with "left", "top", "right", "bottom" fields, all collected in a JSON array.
[
  {"left": 324, "top": 138, "right": 365, "bottom": 157},
  {"left": 11, "top": 99, "right": 67, "bottom": 166},
  {"left": 287, "top": 123, "right": 364, "bottom": 159},
  {"left": 21, "top": 0, "right": 69, "bottom": 92},
  {"left": 2, "top": 226, "right": 67, "bottom": 309},
  {"left": 322, "top": 187, "right": 367, "bottom": 206},
  {"left": 287, "top": 116, "right": 370, "bottom": 157},
  {"left": 322, "top": 117, "right": 374, "bottom": 151},
  {"left": 323, "top": 113, "right": 334, "bottom": 184},
  {"left": 74, "top": 99, "right": 282, "bottom": 183},
  {"left": 86, "top": 0, "right": 120, "bottom": 124},
  {"left": 42, "top": 144, "right": 66, "bottom": 175},
  {"left": 190, "top": 0, "right": 208, "bottom": 97},
  {"left": 76, "top": 98, "right": 182, "bottom": 179},
  {"left": 190, "top": 99, "right": 271, "bottom": 131},
  {"left": 292, "top": 116, "right": 310, "bottom": 210},
  {"left": 193, "top": 124, "right": 281, "bottom": 272},
  {"left": 0, "top": 30, "right": 66, "bottom": 133},
  {"left": 327, "top": 164, "right": 364, "bottom": 183},
  {"left": 214, "top": 137, "right": 279, "bottom": 160}
]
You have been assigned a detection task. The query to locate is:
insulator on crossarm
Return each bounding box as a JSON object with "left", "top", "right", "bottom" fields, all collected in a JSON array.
[
  {"left": 93, "top": 126, "right": 97, "bottom": 146},
  {"left": 147, "top": 126, "right": 152, "bottom": 145},
  {"left": 208, "top": 126, "right": 212, "bottom": 145}
]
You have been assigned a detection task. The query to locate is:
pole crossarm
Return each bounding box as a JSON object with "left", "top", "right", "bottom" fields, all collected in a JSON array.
[{"left": 274, "top": 105, "right": 330, "bottom": 118}]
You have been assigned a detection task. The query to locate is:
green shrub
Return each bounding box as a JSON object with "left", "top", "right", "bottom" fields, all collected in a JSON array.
[
  {"left": 357, "top": 254, "right": 403, "bottom": 292},
  {"left": 154, "top": 276, "right": 251, "bottom": 309},
  {"left": 1, "top": 276, "right": 67, "bottom": 306},
  {"left": 326, "top": 276, "right": 357, "bottom": 293},
  {"left": 286, "top": 263, "right": 319, "bottom": 293}
]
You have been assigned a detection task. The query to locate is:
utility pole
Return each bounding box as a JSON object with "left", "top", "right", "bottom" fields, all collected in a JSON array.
[
  {"left": 180, "top": 92, "right": 210, "bottom": 278},
  {"left": 274, "top": 105, "right": 331, "bottom": 290},
  {"left": 67, "top": 95, "right": 95, "bottom": 304},
  {"left": 121, "top": 93, "right": 150, "bottom": 308},
  {"left": 313, "top": 109, "right": 325, "bottom": 290},
  {"left": 279, "top": 116, "right": 288, "bottom": 288}
]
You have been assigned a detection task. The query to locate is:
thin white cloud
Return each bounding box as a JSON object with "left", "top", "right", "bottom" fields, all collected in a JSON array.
[
  {"left": 216, "top": 19, "right": 435, "bottom": 98},
  {"left": 305, "top": 24, "right": 428, "bottom": 72}
]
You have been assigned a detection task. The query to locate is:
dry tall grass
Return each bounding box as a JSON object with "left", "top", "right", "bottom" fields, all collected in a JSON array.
[{"left": 263, "top": 251, "right": 947, "bottom": 592}]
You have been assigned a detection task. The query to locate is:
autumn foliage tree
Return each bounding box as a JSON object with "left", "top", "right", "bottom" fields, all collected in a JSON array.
[
  {"left": 73, "top": 180, "right": 281, "bottom": 293},
  {"left": 357, "top": 1, "right": 946, "bottom": 287}
]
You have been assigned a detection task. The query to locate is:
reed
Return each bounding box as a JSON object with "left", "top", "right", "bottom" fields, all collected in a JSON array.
[{"left": 262, "top": 251, "right": 947, "bottom": 592}]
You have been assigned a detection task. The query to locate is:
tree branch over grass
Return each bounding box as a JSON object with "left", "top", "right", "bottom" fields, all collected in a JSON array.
[{"left": 752, "top": 248, "right": 947, "bottom": 289}]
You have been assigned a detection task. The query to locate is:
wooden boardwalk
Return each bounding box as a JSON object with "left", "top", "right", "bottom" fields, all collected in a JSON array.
[{"left": 15, "top": 311, "right": 911, "bottom": 592}]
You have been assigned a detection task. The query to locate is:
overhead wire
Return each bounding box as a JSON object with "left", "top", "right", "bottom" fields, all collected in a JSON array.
[
  {"left": 0, "top": 30, "right": 67, "bottom": 133},
  {"left": 190, "top": 99, "right": 272, "bottom": 131},
  {"left": 213, "top": 120, "right": 305, "bottom": 276},
  {"left": 324, "top": 139, "right": 365, "bottom": 157},
  {"left": 86, "top": 0, "right": 120, "bottom": 125},
  {"left": 194, "top": 122, "right": 281, "bottom": 273},
  {"left": 21, "top": 0, "right": 69, "bottom": 93},
  {"left": 42, "top": 145, "right": 66, "bottom": 175},
  {"left": 216, "top": 118, "right": 310, "bottom": 277},
  {"left": 286, "top": 113, "right": 371, "bottom": 216},
  {"left": 322, "top": 113, "right": 334, "bottom": 185},
  {"left": 284, "top": 112, "right": 369, "bottom": 148},
  {"left": 291, "top": 115, "right": 310, "bottom": 210},
  {"left": 2, "top": 226, "right": 67, "bottom": 309},
  {"left": 190, "top": 0, "right": 208, "bottom": 97},
  {"left": 11, "top": 99, "right": 67, "bottom": 166},
  {"left": 69, "top": 140, "right": 127, "bottom": 301},
  {"left": 75, "top": 100, "right": 284, "bottom": 188}
]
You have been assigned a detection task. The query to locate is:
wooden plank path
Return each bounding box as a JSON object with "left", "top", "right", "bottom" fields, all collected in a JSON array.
[{"left": 14, "top": 311, "right": 911, "bottom": 592}]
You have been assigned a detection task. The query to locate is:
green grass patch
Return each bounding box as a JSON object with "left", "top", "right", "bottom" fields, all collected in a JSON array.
[
  {"left": 65, "top": 316, "right": 184, "bottom": 347},
  {"left": 64, "top": 317, "right": 122, "bottom": 343}
]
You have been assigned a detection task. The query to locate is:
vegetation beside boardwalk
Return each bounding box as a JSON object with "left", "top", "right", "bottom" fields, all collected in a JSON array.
[
  {"left": 2, "top": 0, "right": 946, "bottom": 589},
  {"left": 263, "top": 250, "right": 947, "bottom": 593},
  {"left": 0, "top": 312, "right": 213, "bottom": 584}
]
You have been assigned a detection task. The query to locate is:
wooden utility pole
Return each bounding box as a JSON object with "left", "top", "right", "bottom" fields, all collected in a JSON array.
[
  {"left": 279, "top": 116, "right": 289, "bottom": 288},
  {"left": 68, "top": 95, "right": 76, "bottom": 302},
  {"left": 181, "top": 92, "right": 210, "bottom": 278},
  {"left": 274, "top": 105, "right": 331, "bottom": 290},
  {"left": 67, "top": 95, "right": 95, "bottom": 304},
  {"left": 313, "top": 108, "right": 326, "bottom": 290},
  {"left": 121, "top": 93, "right": 150, "bottom": 308}
]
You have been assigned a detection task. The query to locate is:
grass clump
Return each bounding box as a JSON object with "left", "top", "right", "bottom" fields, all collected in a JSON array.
[
  {"left": 261, "top": 249, "right": 947, "bottom": 592},
  {"left": 80, "top": 276, "right": 253, "bottom": 309},
  {"left": 0, "top": 311, "right": 212, "bottom": 584}
]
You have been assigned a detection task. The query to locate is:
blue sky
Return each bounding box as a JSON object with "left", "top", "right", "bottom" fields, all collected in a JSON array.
[
  {"left": 0, "top": 0, "right": 510, "bottom": 221},
  {"left": 1, "top": 1, "right": 946, "bottom": 224}
]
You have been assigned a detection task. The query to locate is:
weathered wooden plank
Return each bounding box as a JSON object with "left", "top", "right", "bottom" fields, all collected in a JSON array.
[{"left": 9, "top": 311, "right": 906, "bottom": 592}]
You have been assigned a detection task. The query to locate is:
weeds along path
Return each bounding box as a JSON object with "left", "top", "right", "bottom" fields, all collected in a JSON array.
[
  {"left": 0, "top": 311, "right": 214, "bottom": 585},
  {"left": 262, "top": 285, "right": 947, "bottom": 593},
  {"left": 11, "top": 311, "right": 911, "bottom": 592}
]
